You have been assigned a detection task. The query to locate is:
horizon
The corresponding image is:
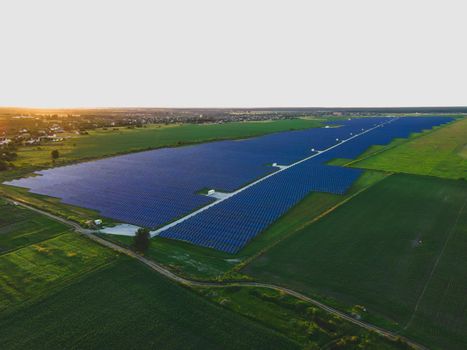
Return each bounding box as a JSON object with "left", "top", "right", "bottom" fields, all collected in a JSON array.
[{"left": 2, "top": 105, "right": 467, "bottom": 111}]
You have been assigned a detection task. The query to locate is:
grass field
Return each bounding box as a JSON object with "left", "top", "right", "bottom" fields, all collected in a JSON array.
[
  {"left": 0, "top": 233, "right": 118, "bottom": 314},
  {"left": 199, "top": 286, "right": 412, "bottom": 350},
  {"left": 0, "top": 199, "right": 70, "bottom": 253},
  {"left": 9, "top": 119, "right": 324, "bottom": 171},
  {"left": 105, "top": 170, "right": 389, "bottom": 281},
  {"left": 351, "top": 117, "right": 467, "bottom": 180},
  {"left": 0, "top": 259, "right": 298, "bottom": 350},
  {"left": 244, "top": 174, "right": 467, "bottom": 349}
]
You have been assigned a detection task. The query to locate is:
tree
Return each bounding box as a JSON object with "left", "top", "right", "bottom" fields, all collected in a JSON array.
[
  {"left": 133, "top": 228, "right": 151, "bottom": 253},
  {"left": 51, "top": 149, "right": 60, "bottom": 161}
]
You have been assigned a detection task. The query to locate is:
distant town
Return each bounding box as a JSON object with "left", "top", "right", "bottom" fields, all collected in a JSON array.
[{"left": 1, "top": 106, "right": 466, "bottom": 172}]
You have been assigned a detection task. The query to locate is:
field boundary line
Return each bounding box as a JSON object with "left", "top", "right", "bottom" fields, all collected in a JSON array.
[{"left": 4, "top": 197, "right": 428, "bottom": 350}]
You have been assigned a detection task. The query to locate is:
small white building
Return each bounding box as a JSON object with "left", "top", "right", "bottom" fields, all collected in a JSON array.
[
  {"left": 94, "top": 219, "right": 103, "bottom": 226},
  {"left": 0, "top": 138, "right": 12, "bottom": 146}
]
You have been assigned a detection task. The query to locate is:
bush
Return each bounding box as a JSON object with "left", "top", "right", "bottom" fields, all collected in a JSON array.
[{"left": 0, "top": 160, "right": 8, "bottom": 171}]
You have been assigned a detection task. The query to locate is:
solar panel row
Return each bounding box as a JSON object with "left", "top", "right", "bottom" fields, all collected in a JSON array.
[{"left": 159, "top": 163, "right": 362, "bottom": 253}]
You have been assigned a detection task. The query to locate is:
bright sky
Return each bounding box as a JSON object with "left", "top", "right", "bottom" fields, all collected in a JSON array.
[{"left": 0, "top": 0, "right": 466, "bottom": 108}]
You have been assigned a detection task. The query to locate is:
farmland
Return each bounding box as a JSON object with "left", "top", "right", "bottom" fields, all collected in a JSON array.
[
  {"left": 0, "top": 198, "right": 70, "bottom": 253},
  {"left": 0, "top": 202, "right": 296, "bottom": 349},
  {"left": 0, "top": 259, "right": 300, "bottom": 350},
  {"left": 244, "top": 174, "right": 467, "bottom": 349},
  {"left": 351, "top": 117, "right": 467, "bottom": 180},
  {"left": 0, "top": 233, "right": 118, "bottom": 314},
  {"left": 0, "top": 202, "right": 294, "bottom": 349},
  {"left": 0, "top": 201, "right": 412, "bottom": 349}
]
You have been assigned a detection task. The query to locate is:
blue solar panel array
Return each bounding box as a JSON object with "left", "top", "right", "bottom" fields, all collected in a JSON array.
[
  {"left": 160, "top": 163, "right": 362, "bottom": 253},
  {"left": 4, "top": 117, "right": 453, "bottom": 253}
]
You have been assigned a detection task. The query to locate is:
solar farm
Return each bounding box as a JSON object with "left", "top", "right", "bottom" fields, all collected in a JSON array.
[{"left": 4, "top": 117, "right": 453, "bottom": 253}]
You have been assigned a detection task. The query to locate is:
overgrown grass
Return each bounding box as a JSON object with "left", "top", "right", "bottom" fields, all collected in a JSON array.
[
  {"left": 244, "top": 174, "right": 467, "bottom": 350},
  {"left": 198, "top": 286, "right": 413, "bottom": 350}
]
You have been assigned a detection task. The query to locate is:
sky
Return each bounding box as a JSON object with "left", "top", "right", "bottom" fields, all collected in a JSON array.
[{"left": 0, "top": 0, "right": 466, "bottom": 108}]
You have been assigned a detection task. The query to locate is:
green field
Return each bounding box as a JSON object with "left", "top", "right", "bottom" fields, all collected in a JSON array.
[
  {"left": 351, "top": 117, "right": 467, "bottom": 180},
  {"left": 0, "top": 259, "right": 298, "bottom": 350},
  {"left": 0, "top": 199, "right": 408, "bottom": 349},
  {"left": 0, "top": 201, "right": 296, "bottom": 349},
  {"left": 244, "top": 174, "right": 467, "bottom": 349},
  {"left": 0, "top": 199, "right": 70, "bottom": 253},
  {"left": 0, "top": 233, "right": 118, "bottom": 314},
  {"left": 105, "top": 170, "right": 389, "bottom": 281}
]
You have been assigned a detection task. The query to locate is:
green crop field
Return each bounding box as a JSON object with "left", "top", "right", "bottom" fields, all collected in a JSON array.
[
  {"left": 0, "top": 233, "right": 118, "bottom": 314},
  {"left": 244, "top": 174, "right": 467, "bottom": 350},
  {"left": 351, "top": 117, "right": 467, "bottom": 180},
  {"left": 0, "top": 199, "right": 71, "bottom": 253},
  {"left": 0, "top": 259, "right": 298, "bottom": 350}
]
